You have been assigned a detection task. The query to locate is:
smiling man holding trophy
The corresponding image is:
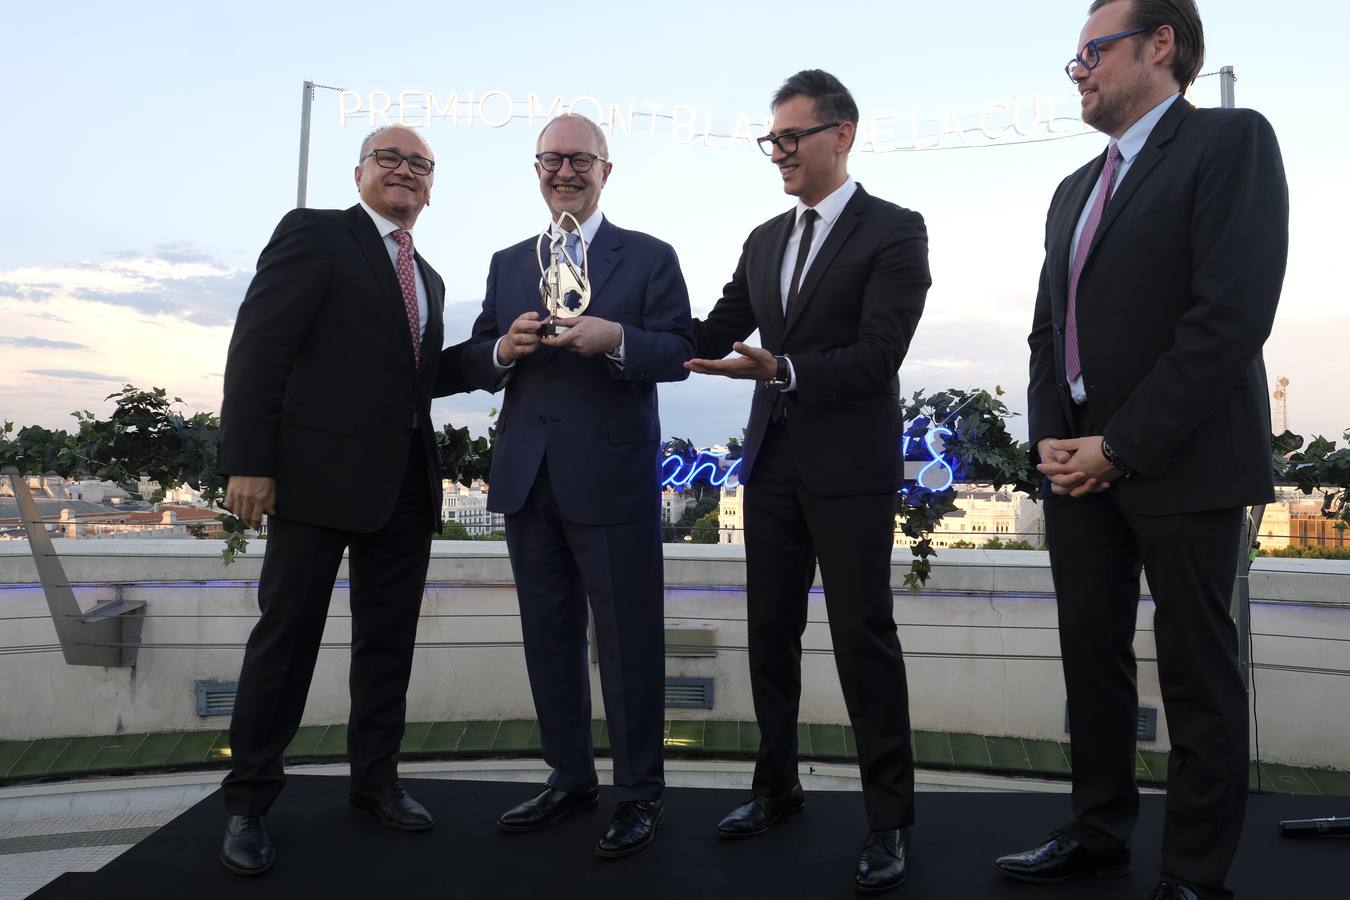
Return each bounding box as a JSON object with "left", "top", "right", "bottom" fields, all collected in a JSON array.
[{"left": 462, "top": 113, "right": 694, "bottom": 859}]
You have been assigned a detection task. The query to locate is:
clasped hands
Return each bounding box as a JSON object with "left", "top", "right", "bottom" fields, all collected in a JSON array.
[
  {"left": 1037, "top": 435, "right": 1124, "bottom": 498},
  {"left": 496, "top": 312, "right": 623, "bottom": 364}
]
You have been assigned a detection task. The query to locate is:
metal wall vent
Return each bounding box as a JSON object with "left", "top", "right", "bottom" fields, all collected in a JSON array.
[
  {"left": 665, "top": 677, "right": 715, "bottom": 710},
  {"left": 196, "top": 681, "right": 239, "bottom": 717},
  {"left": 1065, "top": 704, "right": 1159, "bottom": 743}
]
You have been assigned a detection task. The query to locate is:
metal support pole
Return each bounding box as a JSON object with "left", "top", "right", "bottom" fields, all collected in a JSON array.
[
  {"left": 1232, "top": 504, "right": 1264, "bottom": 691},
  {"left": 297, "top": 80, "right": 315, "bottom": 209},
  {"left": 1219, "top": 66, "right": 1236, "bottom": 109}
]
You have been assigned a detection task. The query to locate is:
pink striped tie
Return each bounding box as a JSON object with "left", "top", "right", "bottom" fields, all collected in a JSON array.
[
  {"left": 1064, "top": 143, "right": 1122, "bottom": 384},
  {"left": 391, "top": 229, "right": 421, "bottom": 367}
]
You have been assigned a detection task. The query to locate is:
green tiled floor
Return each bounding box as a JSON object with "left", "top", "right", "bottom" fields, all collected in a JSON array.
[{"left": 3, "top": 722, "right": 1348, "bottom": 798}]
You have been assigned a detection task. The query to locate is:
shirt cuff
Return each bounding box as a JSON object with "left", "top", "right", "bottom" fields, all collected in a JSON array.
[
  {"left": 493, "top": 336, "right": 516, "bottom": 371},
  {"left": 784, "top": 355, "right": 797, "bottom": 392}
]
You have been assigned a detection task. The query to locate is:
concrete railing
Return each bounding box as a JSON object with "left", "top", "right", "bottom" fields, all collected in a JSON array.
[{"left": 1, "top": 540, "right": 1347, "bottom": 769}]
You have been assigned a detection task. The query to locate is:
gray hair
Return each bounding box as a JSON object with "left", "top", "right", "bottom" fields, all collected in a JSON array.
[
  {"left": 358, "top": 125, "right": 432, "bottom": 163},
  {"left": 536, "top": 113, "right": 609, "bottom": 159}
]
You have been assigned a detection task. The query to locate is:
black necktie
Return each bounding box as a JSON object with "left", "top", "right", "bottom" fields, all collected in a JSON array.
[{"left": 784, "top": 208, "right": 818, "bottom": 315}]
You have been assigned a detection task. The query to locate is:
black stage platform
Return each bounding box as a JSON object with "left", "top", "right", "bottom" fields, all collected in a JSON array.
[{"left": 32, "top": 775, "right": 1344, "bottom": 899}]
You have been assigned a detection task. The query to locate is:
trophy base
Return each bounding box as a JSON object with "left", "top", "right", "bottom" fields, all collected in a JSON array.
[{"left": 539, "top": 320, "right": 573, "bottom": 338}]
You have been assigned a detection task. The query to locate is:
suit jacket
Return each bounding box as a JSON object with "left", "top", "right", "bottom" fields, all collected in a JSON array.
[
  {"left": 463, "top": 217, "right": 694, "bottom": 525},
  {"left": 219, "top": 204, "right": 470, "bottom": 532},
  {"left": 694, "top": 184, "right": 930, "bottom": 495},
  {"left": 1027, "top": 99, "right": 1289, "bottom": 515}
]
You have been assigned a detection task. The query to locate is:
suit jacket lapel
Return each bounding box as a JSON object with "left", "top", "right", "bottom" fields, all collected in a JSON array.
[
  {"left": 346, "top": 205, "right": 419, "bottom": 370},
  {"left": 416, "top": 254, "right": 443, "bottom": 370},
  {"left": 1084, "top": 97, "right": 1192, "bottom": 269},
  {"left": 1049, "top": 160, "right": 1102, "bottom": 322},
  {"left": 585, "top": 217, "right": 622, "bottom": 302},
  {"left": 784, "top": 185, "right": 867, "bottom": 337},
  {"left": 756, "top": 210, "right": 795, "bottom": 344}
]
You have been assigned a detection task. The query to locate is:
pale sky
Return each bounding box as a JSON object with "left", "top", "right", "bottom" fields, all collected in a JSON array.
[{"left": 3, "top": 1, "right": 1346, "bottom": 450}]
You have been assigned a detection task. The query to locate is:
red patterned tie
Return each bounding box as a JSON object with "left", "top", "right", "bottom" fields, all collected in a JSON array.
[
  {"left": 390, "top": 229, "right": 421, "bottom": 367},
  {"left": 1064, "top": 143, "right": 1122, "bottom": 384}
]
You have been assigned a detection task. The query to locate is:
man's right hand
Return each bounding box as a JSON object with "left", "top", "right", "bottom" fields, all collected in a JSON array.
[
  {"left": 224, "top": 475, "right": 276, "bottom": 530},
  {"left": 1036, "top": 438, "right": 1071, "bottom": 466},
  {"left": 497, "top": 312, "right": 544, "bottom": 365}
]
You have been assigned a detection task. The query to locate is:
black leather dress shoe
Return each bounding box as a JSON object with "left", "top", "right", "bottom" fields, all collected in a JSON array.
[
  {"left": 497, "top": 784, "right": 600, "bottom": 832},
  {"left": 348, "top": 781, "right": 434, "bottom": 831},
  {"left": 595, "top": 799, "right": 664, "bottom": 858},
  {"left": 1148, "top": 882, "right": 1200, "bottom": 900},
  {"left": 854, "top": 827, "right": 910, "bottom": 894},
  {"left": 220, "top": 815, "right": 275, "bottom": 876},
  {"left": 716, "top": 785, "right": 806, "bottom": 838},
  {"left": 994, "top": 830, "right": 1129, "bottom": 883}
]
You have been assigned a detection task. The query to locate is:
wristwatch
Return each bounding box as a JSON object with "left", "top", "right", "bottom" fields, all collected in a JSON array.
[
  {"left": 1101, "top": 437, "right": 1133, "bottom": 479},
  {"left": 765, "top": 356, "right": 790, "bottom": 389}
]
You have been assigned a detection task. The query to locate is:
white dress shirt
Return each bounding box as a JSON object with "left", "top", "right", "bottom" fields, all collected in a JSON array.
[{"left": 775, "top": 176, "right": 859, "bottom": 391}]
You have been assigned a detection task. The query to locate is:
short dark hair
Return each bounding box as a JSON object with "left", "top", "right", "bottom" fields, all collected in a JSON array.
[
  {"left": 1088, "top": 0, "right": 1205, "bottom": 88},
  {"left": 771, "top": 69, "right": 860, "bottom": 126}
]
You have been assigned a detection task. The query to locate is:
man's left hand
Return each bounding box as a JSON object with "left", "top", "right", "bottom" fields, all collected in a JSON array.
[
  {"left": 685, "top": 342, "right": 777, "bottom": 380},
  {"left": 540, "top": 316, "right": 623, "bottom": 357},
  {"left": 1036, "top": 435, "right": 1123, "bottom": 498}
]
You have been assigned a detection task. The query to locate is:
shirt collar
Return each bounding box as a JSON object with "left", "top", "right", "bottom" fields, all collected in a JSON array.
[
  {"left": 358, "top": 200, "right": 408, "bottom": 239},
  {"left": 795, "top": 176, "right": 857, "bottom": 228},
  {"left": 547, "top": 209, "right": 604, "bottom": 246},
  {"left": 1113, "top": 93, "right": 1181, "bottom": 164}
]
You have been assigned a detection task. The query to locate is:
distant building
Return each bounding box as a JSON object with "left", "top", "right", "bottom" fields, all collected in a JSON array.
[
  {"left": 718, "top": 485, "right": 743, "bottom": 545},
  {"left": 895, "top": 485, "right": 1044, "bottom": 549},
  {"left": 0, "top": 500, "right": 225, "bottom": 540},
  {"left": 441, "top": 480, "right": 505, "bottom": 536},
  {"left": 662, "top": 488, "right": 694, "bottom": 526}
]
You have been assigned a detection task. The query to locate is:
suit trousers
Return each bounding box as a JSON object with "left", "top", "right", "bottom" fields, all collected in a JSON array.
[
  {"left": 743, "top": 420, "right": 915, "bottom": 829},
  {"left": 504, "top": 463, "right": 666, "bottom": 802},
  {"left": 223, "top": 436, "right": 433, "bottom": 815},
  {"left": 1045, "top": 417, "right": 1247, "bottom": 896}
]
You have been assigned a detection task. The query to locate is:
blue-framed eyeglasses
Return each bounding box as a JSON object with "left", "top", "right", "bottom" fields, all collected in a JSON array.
[{"left": 1065, "top": 25, "right": 1155, "bottom": 82}]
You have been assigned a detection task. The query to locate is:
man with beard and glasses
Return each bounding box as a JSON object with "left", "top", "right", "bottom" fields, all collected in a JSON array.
[
  {"left": 997, "top": 2, "right": 1288, "bottom": 899},
  {"left": 462, "top": 113, "right": 693, "bottom": 859}
]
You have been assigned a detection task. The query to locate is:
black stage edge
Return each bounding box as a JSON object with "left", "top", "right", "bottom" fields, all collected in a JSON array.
[{"left": 32, "top": 776, "right": 1344, "bottom": 899}]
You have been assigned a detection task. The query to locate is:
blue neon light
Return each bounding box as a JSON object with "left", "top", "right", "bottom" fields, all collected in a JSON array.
[
  {"left": 662, "top": 424, "right": 957, "bottom": 494},
  {"left": 662, "top": 451, "right": 741, "bottom": 489}
]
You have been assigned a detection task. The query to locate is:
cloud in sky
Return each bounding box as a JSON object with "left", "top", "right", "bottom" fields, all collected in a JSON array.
[
  {"left": 28, "top": 369, "right": 129, "bottom": 382},
  {"left": 0, "top": 336, "right": 88, "bottom": 350}
]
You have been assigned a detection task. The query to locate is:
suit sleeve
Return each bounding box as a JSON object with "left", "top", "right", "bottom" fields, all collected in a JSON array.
[
  {"left": 692, "top": 234, "right": 760, "bottom": 359},
  {"left": 1027, "top": 194, "right": 1070, "bottom": 457},
  {"left": 461, "top": 252, "right": 511, "bottom": 392},
  {"left": 218, "top": 209, "right": 331, "bottom": 477},
  {"left": 608, "top": 241, "right": 694, "bottom": 383},
  {"left": 1103, "top": 111, "right": 1289, "bottom": 477},
  {"left": 789, "top": 211, "right": 930, "bottom": 403}
]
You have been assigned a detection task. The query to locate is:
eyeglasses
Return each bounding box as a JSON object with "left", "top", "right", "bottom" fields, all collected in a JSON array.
[
  {"left": 1065, "top": 26, "right": 1155, "bottom": 82},
  {"left": 364, "top": 148, "right": 434, "bottom": 176},
  {"left": 535, "top": 152, "right": 608, "bottom": 173},
  {"left": 756, "top": 122, "right": 841, "bottom": 157}
]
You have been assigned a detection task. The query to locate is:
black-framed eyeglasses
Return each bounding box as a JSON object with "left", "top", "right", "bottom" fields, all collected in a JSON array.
[
  {"left": 535, "top": 151, "right": 608, "bottom": 173},
  {"left": 1065, "top": 25, "right": 1155, "bottom": 82},
  {"left": 756, "top": 122, "right": 841, "bottom": 157},
  {"left": 364, "top": 148, "right": 434, "bottom": 176}
]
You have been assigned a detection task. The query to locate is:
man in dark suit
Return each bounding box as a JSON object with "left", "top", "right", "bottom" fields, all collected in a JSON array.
[
  {"left": 996, "top": 3, "right": 1287, "bottom": 899},
  {"left": 217, "top": 125, "right": 472, "bottom": 875},
  {"left": 686, "top": 70, "right": 929, "bottom": 894},
  {"left": 462, "top": 113, "right": 693, "bottom": 858}
]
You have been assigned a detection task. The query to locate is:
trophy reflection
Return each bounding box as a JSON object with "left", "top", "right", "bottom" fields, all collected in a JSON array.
[{"left": 536, "top": 211, "right": 591, "bottom": 337}]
